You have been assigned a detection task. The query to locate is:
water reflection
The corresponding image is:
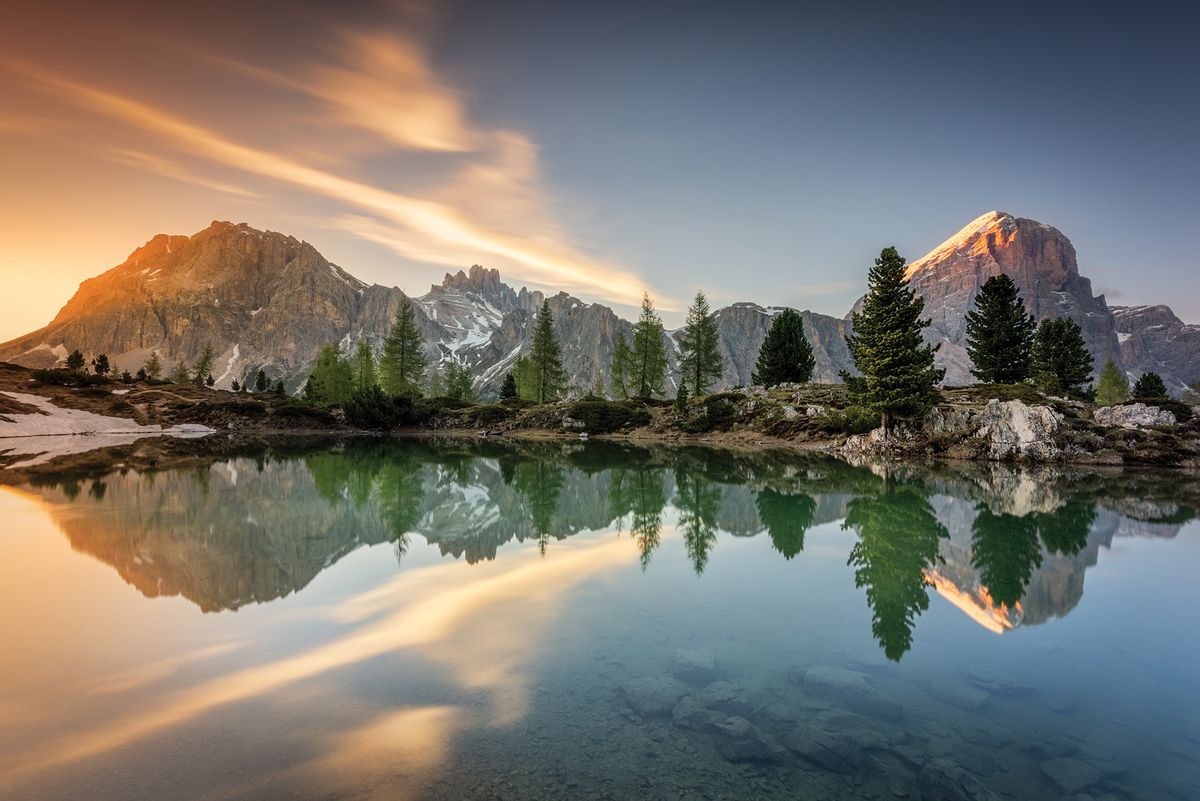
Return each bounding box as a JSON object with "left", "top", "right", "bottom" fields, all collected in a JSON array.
[{"left": 17, "top": 440, "right": 1196, "bottom": 662}]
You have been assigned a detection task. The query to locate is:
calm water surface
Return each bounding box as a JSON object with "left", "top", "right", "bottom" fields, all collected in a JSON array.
[{"left": 0, "top": 439, "right": 1197, "bottom": 801}]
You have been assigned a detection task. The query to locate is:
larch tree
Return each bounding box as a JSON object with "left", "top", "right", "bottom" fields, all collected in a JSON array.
[
  {"left": 143, "top": 351, "right": 163, "bottom": 380},
  {"left": 1094, "top": 360, "right": 1130, "bottom": 406},
  {"left": 304, "top": 344, "right": 353, "bottom": 405},
  {"left": 379, "top": 296, "right": 427, "bottom": 398},
  {"left": 964, "top": 274, "right": 1037, "bottom": 383},
  {"left": 843, "top": 247, "right": 944, "bottom": 430},
  {"left": 678, "top": 290, "right": 723, "bottom": 396},
  {"left": 351, "top": 339, "right": 378, "bottom": 392},
  {"left": 192, "top": 344, "right": 216, "bottom": 387},
  {"left": 528, "top": 300, "right": 567, "bottom": 402},
  {"left": 752, "top": 308, "right": 815, "bottom": 386},
  {"left": 630, "top": 292, "right": 667, "bottom": 399},
  {"left": 610, "top": 331, "right": 633, "bottom": 400}
]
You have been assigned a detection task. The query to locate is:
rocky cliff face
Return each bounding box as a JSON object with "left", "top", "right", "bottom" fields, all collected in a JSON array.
[
  {"left": 890, "top": 211, "right": 1124, "bottom": 385},
  {"left": 1111, "top": 305, "right": 1200, "bottom": 392},
  {"left": 0, "top": 221, "right": 849, "bottom": 397}
]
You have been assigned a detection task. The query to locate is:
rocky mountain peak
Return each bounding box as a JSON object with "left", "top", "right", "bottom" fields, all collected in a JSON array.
[{"left": 437, "top": 264, "right": 504, "bottom": 293}]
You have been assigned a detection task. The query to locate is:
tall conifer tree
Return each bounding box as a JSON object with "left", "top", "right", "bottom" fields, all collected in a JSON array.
[
  {"left": 964, "top": 275, "right": 1036, "bottom": 383},
  {"left": 379, "top": 296, "right": 427, "bottom": 398},
  {"left": 753, "top": 308, "right": 815, "bottom": 386},
  {"left": 610, "top": 331, "right": 633, "bottom": 400},
  {"left": 1031, "top": 318, "right": 1093, "bottom": 396},
  {"left": 529, "top": 300, "right": 567, "bottom": 402},
  {"left": 843, "top": 247, "right": 944, "bottom": 430},
  {"left": 630, "top": 292, "right": 668, "bottom": 399},
  {"left": 1094, "top": 360, "right": 1129, "bottom": 405},
  {"left": 678, "top": 290, "right": 723, "bottom": 396},
  {"left": 351, "top": 339, "right": 378, "bottom": 392}
]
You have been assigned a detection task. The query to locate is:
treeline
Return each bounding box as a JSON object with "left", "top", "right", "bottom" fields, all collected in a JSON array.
[{"left": 48, "top": 344, "right": 284, "bottom": 394}]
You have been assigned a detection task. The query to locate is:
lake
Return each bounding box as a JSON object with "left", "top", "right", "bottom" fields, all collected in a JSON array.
[{"left": 0, "top": 438, "right": 1197, "bottom": 801}]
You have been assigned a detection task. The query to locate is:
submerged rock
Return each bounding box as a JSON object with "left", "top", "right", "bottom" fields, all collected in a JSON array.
[
  {"left": 673, "top": 648, "right": 717, "bottom": 684},
  {"left": 712, "top": 715, "right": 787, "bottom": 763},
  {"left": 1040, "top": 756, "right": 1104, "bottom": 794},
  {"left": 917, "top": 758, "right": 1004, "bottom": 801},
  {"left": 621, "top": 676, "right": 689, "bottom": 717},
  {"left": 802, "top": 665, "right": 903, "bottom": 721}
]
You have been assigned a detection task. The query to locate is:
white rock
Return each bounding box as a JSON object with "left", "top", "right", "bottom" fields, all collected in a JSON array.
[
  {"left": 1093, "top": 403, "right": 1176, "bottom": 429},
  {"left": 975, "top": 399, "right": 1063, "bottom": 460}
]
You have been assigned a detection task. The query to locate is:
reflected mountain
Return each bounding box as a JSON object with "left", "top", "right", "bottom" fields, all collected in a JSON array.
[{"left": 18, "top": 440, "right": 1195, "bottom": 661}]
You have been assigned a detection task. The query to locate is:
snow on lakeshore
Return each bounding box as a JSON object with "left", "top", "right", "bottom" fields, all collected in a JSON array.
[{"left": 0, "top": 392, "right": 214, "bottom": 468}]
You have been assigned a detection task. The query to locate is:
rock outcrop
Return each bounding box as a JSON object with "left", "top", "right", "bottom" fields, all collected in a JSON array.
[
  {"left": 1093, "top": 403, "right": 1176, "bottom": 429},
  {"left": 1111, "top": 304, "right": 1200, "bottom": 393},
  {"left": 886, "top": 211, "right": 1123, "bottom": 385}
]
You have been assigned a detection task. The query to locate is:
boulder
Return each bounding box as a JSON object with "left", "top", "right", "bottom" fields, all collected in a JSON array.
[
  {"left": 1093, "top": 402, "right": 1176, "bottom": 429},
  {"left": 1040, "top": 756, "right": 1104, "bottom": 794},
  {"left": 712, "top": 716, "right": 787, "bottom": 763},
  {"left": 917, "top": 758, "right": 1004, "bottom": 801},
  {"left": 975, "top": 399, "right": 1063, "bottom": 460},
  {"left": 621, "top": 675, "right": 689, "bottom": 717},
  {"left": 672, "top": 648, "right": 717, "bottom": 684},
  {"left": 801, "top": 665, "right": 903, "bottom": 721}
]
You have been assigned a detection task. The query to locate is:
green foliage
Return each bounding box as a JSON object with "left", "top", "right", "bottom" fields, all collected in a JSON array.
[
  {"left": 965, "top": 275, "right": 1036, "bottom": 383},
  {"left": 274, "top": 381, "right": 285, "bottom": 396},
  {"left": 753, "top": 308, "right": 815, "bottom": 386},
  {"left": 91, "top": 353, "right": 111, "bottom": 376},
  {"left": 1031, "top": 317, "right": 1094, "bottom": 397},
  {"left": 1095, "top": 360, "right": 1130, "bottom": 406},
  {"left": 844, "top": 483, "right": 948, "bottom": 661},
  {"left": 143, "top": 351, "right": 163, "bottom": 380},
  {"left": 630, "top": 293, "right": 668, "bottom": 399},
  {"left": 511, "top": 459, "right": 565, "bottom": 554},
  {"left": 304, "top": 344, "right": 354, "bottom": 405},
  {"left": 610, "top": 330, "right": 632, "bottom": 399},
  {"left": 608, "top": 467, "right": 668, "bottom": 570},
  {"left": 499, "top": 371, "right": 518, "bottom": 400},
  {"left": 676, "top": 469, "right": 721, "bottom": 574},
  {"left": 379, "top": 296, "right": 427, "bottom": 398},
  {"left": 351, "top": 339, "right": 378, "bottom": 392},
  {"left": 674, "top": 381, "right": 689, "bottom": 412},
  {"left": 527, "top": 300, "right": 568, "bottom": 402},
  {"left": 680, "top": 393, "right": 736, "bottom": 433},
  {"left": 817, "top": 405, "right": 882, "bottom": 435},
  {"left": 444, "top": 361, "right": 477, "bottom": 402},
  {"left": 1132, "top": 371, "right": 1168, "bottom": 399},
  {"left": 32, "top": 368, "right": 106, "bottom": 386},
  {"left": 192, "top": 344, "right": 216, "bottom": 386},
  {"left": 678, "top": 290, "right": 723, "bottom": 396},
  {"left": 205, "top": 373, "right": 215, "bottom": 387},
  {"left": 170, "top": 360, "right": 191, "bottom": 384},
  {"left": 65, "top": 349, "right": 85, "bottom": 373},
  {"left": 970, "top": 507, "right": 1042, "bottom": 609},
  {"left": 843, "top": 247, "right": 944, "bottom": 429},
  {"left": 756, "top": 490, "right": 816, "bottom": 559},
  {"left": 344, "top": 385, "right": 403, "bottom": 429},
  {"left": 567, "top": 400, "right": 652, "bottom": 434},
  {"left": 230, "top": 379, "right": 240, "bottom": 392},
  {"left": 255, "top": 369, "right": 268, "bottom": 393}
]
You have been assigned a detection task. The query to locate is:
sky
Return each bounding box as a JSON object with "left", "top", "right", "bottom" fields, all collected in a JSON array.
[{"left": 0, "top": 0, "right": 1197, "bottom": 341}]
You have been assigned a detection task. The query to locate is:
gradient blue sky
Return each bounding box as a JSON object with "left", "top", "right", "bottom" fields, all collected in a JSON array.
[{"left": 0, "top": 0, "right": 1196, "bottom": 340}]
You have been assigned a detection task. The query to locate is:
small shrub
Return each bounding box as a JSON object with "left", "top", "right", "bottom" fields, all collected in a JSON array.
[
  {"left": 817, "top": 405, "right": 881, "bottom": 435},
  {"left": 470, "top": 404, "right": 516, "bottom": 427},
  {"left": 344, "top": 386, "right": 403, "bottom": 430},
  {"left": 567, "top": 400, "right": 651, "bottom": 434}
]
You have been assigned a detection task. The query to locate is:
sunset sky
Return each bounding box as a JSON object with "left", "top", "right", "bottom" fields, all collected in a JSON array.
[{"left": 1, "top": 0, "right": 1196, "bottom": 341}]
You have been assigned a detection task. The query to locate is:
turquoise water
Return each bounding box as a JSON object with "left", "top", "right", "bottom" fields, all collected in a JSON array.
[{"left": 0, "top": 439, "right": 1197, "bottom": 800}]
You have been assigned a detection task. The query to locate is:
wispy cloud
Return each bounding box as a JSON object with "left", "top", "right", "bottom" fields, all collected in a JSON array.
[
  {"left": 105, "top": 148, "right": 258, "bottom": 198},
  {"left": 2, "top": 36, "right": 651, "bottom": 306}
]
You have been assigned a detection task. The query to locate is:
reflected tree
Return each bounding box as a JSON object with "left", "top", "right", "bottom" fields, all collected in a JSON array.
[
  {"left": 970, "top": 507, "right": 1042, "bottom": 609},
  {"left": 676, "top": 470, "right": 721, "bottom": 574},
  {"left": 844, "top": 483, "right": 948, "bottom": 661},
  {"left": 1035, "top": 501, "right": 1096, "bottom": 556},
  {"left": 377, "top": 454, "right": 427, "bottom": 565},
  {"left": 755, "top": 489, "right": 817, "bottom": 560},
  {"left": 610, "top": 467, "right": 669, "bottom": 570},
  {"left": 513, "top": 459, "right": 565, "bottom": 555}
]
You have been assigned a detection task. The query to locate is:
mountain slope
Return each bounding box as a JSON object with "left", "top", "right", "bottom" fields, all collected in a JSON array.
[{"left": 1111, "top": 305, "right": 1200, "bottom": 391}]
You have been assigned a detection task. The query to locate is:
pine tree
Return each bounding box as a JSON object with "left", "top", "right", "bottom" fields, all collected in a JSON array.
[
  {"left": 143, "top": 351, "right": 163, "bottom": 380},
  {"left": 1132, "top": 371, "right": 1167, "bottom": 399},
  {"left": 675, "top": 381, "right": 689, "bottom": 412},
  {"left": 445, "top": 361, "right": 477, "bottom": 402},
  {"left": 91, "top": 354, "right": 111, "bottom": 376},
  {"left": 379, "top": 296, "right": 427, "bottom": 398},
  {"left": 171, "top": 361, "right": 191, "bottom": 384},
  {"left": 255, "top": 369, "right": 268, "bottom": 392},
  {"left": 529, "top": 300, "right": 567, "bottom": 402},
  {"left": 610, "top": 331, "right": 633, "bottom": 400},
  {"left": 304, "top": 344, "right": 353, "bottom": 404},
  {"left": 500, "top": 371, "right": 518, "bottom": 400},
  {"left": 136, "top": 367, "right": 148, "bottom": 382},
  {"left": 630, "top": 292, "right": 668, "bottom": 399},
  {"left": 1095, "top": 360, "right": 1130, "bottom": 406},
  {"left": 350, "top": 339, "right": 377, "bottom": 392},
  {"left": 274, "top": 380, "right": 285, "bottom": 396},
  {"left": 753, "top": 308, "right": 815, "bottom": 386},
  {"left": 64, "top": 349, "right": 85, "bottom": 373},
  {"left": 192, "top": 344, "right": 215, "bottom": 387},
  {"left": 964, "top": 275, "right": 1036, "bottom": 383},
  {"left": 205, "top": 373, "right": 215, "bottom": 387},
  {"left": 1031, "top": 318, "right": 1094, "bottom": 397},
  {"left": 843, "top": 247, "right": 945, "bottom": 430},
  {"left": 678, "top": 290, "right": 723, "bottom": 396},
  {"left": 231, "top": 379, "right": 240, "bottom": 392}
]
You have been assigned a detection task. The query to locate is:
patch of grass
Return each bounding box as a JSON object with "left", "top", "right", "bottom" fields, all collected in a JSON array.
[{"left": 816, "top": 405, "right": 881, "bottom": 435}]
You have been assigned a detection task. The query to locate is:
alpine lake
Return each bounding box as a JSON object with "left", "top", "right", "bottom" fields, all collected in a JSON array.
[{"left": 0, "top": 437, "right": 1197, "bottom": 801}]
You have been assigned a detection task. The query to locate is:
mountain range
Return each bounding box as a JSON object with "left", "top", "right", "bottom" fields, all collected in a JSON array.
[{"left": 1, "top": 212, "right": 1194, "bottom": 396}]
